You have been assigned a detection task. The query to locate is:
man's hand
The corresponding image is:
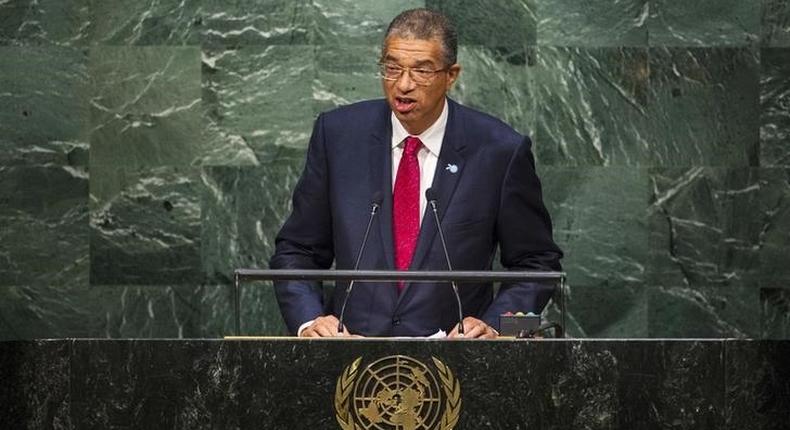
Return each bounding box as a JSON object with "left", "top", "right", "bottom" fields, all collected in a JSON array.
[
  {"left": 447, "top": 317, "right": 498, "bottom": 339},
  {"left": 300, "top": 315, "right": 359, "bottom": 338}
]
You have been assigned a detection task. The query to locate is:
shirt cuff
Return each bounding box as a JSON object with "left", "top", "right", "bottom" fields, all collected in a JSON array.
[{"left": 297, "top": 319, "right": 315, "bottom": 337}]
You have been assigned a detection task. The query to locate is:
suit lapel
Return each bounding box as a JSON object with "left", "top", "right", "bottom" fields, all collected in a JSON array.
[
  {"left": 397, "top": 100, "right": 467, "bottom": 305},
  {"left": 370, "top": 113, "right": 395, "bottom": 272}
]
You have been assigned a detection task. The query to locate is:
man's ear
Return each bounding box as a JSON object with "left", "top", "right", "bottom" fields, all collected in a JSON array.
[{"left": 446, "top": 64, "right": 461, "bottom": 90}]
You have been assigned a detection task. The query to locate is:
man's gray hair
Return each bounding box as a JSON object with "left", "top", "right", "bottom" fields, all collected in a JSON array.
[{"left": 383, "top": 8, "right": 458, "bottom": 66}]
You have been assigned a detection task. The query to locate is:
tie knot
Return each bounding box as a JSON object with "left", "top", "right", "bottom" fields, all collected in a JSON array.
[{"left": 404, "top": 136, "right": 422, "bottom": 156}]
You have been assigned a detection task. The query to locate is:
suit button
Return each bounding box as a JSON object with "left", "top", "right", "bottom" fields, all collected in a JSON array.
[{"left": 392, "top": 317, "right": 401, "bottom": 326}]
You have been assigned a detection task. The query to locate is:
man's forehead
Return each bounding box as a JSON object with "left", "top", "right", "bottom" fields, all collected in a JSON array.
[{"left": 382, "top": 36, "right": 444, "bottom": 63}]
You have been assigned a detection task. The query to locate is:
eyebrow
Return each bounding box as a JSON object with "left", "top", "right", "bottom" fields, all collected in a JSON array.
[{"left": 382, "top": 55, "right": 437, "bottom": 68}]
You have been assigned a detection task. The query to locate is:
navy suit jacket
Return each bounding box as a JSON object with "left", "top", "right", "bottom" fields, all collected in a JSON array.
[{"left": 269, "top": 98, "right": 563, "bottom": 336}]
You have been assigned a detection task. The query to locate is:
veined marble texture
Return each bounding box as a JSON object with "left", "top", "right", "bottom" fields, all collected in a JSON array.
[
  {"left": 649, "top": 0, "right": 761, "bottom": 47},
  {"left": 1, "top": 0, "right": 789, "bottom": 340},
  {"left": 537, "top": 0, "right": 648, "bottom": 47},
  {"left": 761, "top": 48, "right": 790, "bottom": 166}
]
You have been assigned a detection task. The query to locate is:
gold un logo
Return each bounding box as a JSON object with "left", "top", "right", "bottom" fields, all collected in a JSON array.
[{"left": 334, "top": 355, "right": 461, "bottom": 430}]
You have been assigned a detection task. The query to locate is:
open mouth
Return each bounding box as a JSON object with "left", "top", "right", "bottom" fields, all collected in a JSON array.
[{"left": 394, "top": 97, "right": 417, "bottom": 113}]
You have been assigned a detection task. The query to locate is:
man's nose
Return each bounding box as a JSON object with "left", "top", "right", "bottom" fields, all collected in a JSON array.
[{"left": 395, "top": 69, "right": 416, "bottom": 92}]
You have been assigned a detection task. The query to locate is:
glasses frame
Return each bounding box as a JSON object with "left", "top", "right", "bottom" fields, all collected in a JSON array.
[{"left": 377, "top": 62, "right": 449, "bottom": 86}]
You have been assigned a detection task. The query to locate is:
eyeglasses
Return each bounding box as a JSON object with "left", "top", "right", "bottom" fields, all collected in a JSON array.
[{"left": 377, "top": 62, "right": 448, "bottom": 86}]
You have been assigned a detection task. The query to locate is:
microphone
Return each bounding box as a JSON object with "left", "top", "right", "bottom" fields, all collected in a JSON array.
[
  {"left": 425, "top": 188, "right": 465, "bottom": 336},
  {"left": 337, "top": 192, "right": 383, "bottom": 333}
]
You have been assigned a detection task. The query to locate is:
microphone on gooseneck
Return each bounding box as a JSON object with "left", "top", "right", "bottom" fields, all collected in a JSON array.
[
  {"left": 337, "top": 191, "right": 384, "bottom": 334},
  {"left": 425, "top": 188, "right": 465, "bottom": 337}
]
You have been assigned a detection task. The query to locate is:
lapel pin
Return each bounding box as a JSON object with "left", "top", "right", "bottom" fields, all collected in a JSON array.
[{"left": 445, "top": 163, "right": 458, "bottom": 173}]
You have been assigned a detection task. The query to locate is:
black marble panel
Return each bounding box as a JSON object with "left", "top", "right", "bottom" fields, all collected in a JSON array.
[
  {"left": 647, "top": 285, "right": 760, "bottom": 338},
  {"left": 70, "top": 340, "right": 239, "bottom": 428},
  {"left": 761, "top": 0, "right": 790, "bottom": 47},
  {"left": 0, "top": 165, "right": 88, "bottom": 287},
  {"left": 760, "top": 48, "right": 790, "bottom": 166},
  {"left": 725, "top": 340, "right": 790, "bottom": 429},
  {"left": 0, "top": 340, "right": 71, "bottom": 428},
  {"left": 1, "top": 339, "right": 754, "bottom": 429},
  {"left": 648, "top": 168, "right": 790, "bottom": 288},
  {"left": 537, "top": 0, "right": 648, "bottom": 47},
  {"left": 603, "top": 340, "right": 725, "bottom": 428},
  {"left": 532, "top": 47, "right": 650, "bottom": 166},
  {"left": 648, "top": 0, "right": 761, "bottom": 47},
  {"left": 90, "top": 166, "right": 202, "bottom": 285},
  {"left": 426, "top": 0, "right": 536, "bottom": 47},
  {"left": 761, "top": 288, "right": 790, "bottom": 339},
  {"left": 0, "top": 0, "right": 90, "bottom": 46},
  {"left": 647, "top": 48, "right": 759, "bottom": 167},
  {"left": 89, "top": 46, "right": 204, "bottom": 167}
]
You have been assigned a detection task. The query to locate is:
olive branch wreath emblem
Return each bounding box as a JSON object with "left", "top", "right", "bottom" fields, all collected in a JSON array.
[{"left": 334, "top": 356, "right": 461, "bottom": 430}]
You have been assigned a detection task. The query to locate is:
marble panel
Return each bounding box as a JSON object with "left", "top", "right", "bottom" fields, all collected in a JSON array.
[
  {"left": 202, "top": 45, "right": 314, "bottom": 163},
  {"left": 0, "top": 0, "right": 90, "bottom": 46},
  {"left": 531, "top": 47, "right": 651, "bottom": 166},
  {"left": 647, "top": 285, "right": 760, "bottom": 338},
  {"left": 426, "top": 0, "right": 536, "bottom": 46},
  {"left": 99, "top": 285, "right": 234, "bottom": 339},
  {"left": 0, "top": 340, "right": 71, "bottom": 428},
  {"left": 541, "top": 167, "right": 648, "bottom": 286},
  {"left": 311, "top": 0, "right": 425, "bottom": 45},
  {"left": 648, "top": 168, "right": 790, "bottom": 287},
  {"left": 88, "top": 0, "right": 202, "bottom": 45},
  {"left": 200, "top": 0, "right": 315, "bottom": 47},
  {"left": 70, "top": 340, "right": 239, "bottom": 428},
  {"left": 450, "top": 45, "right": 534, "bottom": 136},
  {"left": 313, "top": 44, "right": 382, "bottom": 115},
  {"left": 0, "top": 165, "right": 88, "bottom": 287},
  {"left": 90, "top": 166, "right": 202, "bottom": 285},
  {"left": 201, "top": 161, "right": 305, "bottom": 335},
  {"left": 0, "top": 282, "right": 233, "bottom": 341},
  {"left": 0, "top": 46, "right": 88, "bottom": 146},
  {"left": 761, "top": 288, "right": 790, "bottom": 339},
  {"left": 597, "top": 340, "right": 724, "bottom": 428},
  {"left": 647, "top": 47, "right": 759, "bottom": 167},
  {"left": 89, "top": 46, "right": 204, "bottom": 167},
  {"left": 537, "top": 0, "right": 648, "bottom": 47},
  {"left": 564, "top": 283, "right": 648, "bottom": 338},
  {"left": 760, "top": 48, "right": 790, "bottom": 166},
  {"left": 648, "top": 0, "right": 761, "bottom": 47},
  {"left": 0, "top": 284, "right": 107, "bottom": 340},
  {"left": 725, "top": 340, "right": 790, "bottom": 428},
  {"left": 762, "top": 0, "right": 790, "bottom": 47}
]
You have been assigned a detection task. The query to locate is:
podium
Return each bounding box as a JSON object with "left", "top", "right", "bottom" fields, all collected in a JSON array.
[{"left": 1, "top": 338, "right": 788, "bottom": 428}]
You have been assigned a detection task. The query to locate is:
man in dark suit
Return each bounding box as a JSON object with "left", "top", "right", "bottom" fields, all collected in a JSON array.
[{"left": 270, "top": 8, "right": 562, "bottom": 338}]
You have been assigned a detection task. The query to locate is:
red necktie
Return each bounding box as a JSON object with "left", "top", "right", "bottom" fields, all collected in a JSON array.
[{"left": 393, "top": 136, "right": 422, "bottom": 292}]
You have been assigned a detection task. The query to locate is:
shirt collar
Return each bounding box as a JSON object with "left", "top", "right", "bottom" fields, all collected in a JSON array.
[{"left": 390, "top": 98, "right": 448, "bottom": 157}]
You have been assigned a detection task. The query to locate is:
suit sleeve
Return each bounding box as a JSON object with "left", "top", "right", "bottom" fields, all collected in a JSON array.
[
  {"left": 482, "top": 136, "right": 563, "bottom": 327},
  {"left": 269, "top": 113, "right": 335, "bottom": 334}
]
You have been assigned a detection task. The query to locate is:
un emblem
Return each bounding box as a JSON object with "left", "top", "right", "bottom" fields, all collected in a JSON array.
[{"left": 334, "top": 355, "right": 461, "bottom": 430}]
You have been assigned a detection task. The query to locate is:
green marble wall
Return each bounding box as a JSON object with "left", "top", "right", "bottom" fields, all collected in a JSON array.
[{"left": 1, "top": 0, "right": 788, "bottom": 339}]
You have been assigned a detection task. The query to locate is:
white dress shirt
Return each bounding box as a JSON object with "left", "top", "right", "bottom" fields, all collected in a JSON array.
[{"left": 390, "top": 99, "right": 448, "bottom": 225}]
